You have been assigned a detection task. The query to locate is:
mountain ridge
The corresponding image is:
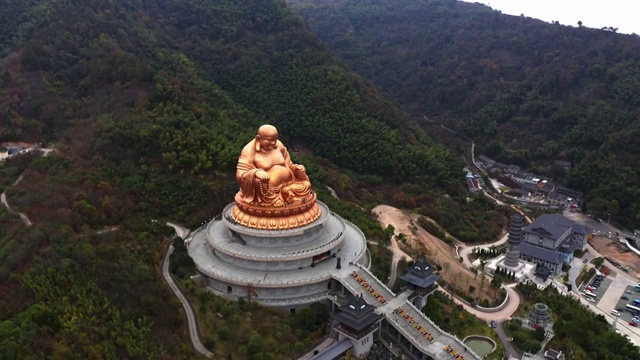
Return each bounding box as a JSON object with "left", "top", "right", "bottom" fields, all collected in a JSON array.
[{"left": 289, "top": 0, "right": 640, "bottom": 229}]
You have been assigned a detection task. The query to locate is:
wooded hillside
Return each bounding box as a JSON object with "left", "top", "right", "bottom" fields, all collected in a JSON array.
[
  {"left": 0, "top": 0, "right": 482, "bottom": 358},
  {"left": 289, "top": 0, "right": 640, "bottom": 230}
]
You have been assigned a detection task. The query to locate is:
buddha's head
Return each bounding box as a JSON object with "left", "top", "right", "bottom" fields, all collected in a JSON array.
[{"left": 256, "top": 124, "right": 278, "bottom": 152}]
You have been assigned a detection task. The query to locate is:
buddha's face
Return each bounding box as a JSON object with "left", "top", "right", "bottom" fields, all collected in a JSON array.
[{"left": 257, "top": 129, "right": 278, "bottom": 152}]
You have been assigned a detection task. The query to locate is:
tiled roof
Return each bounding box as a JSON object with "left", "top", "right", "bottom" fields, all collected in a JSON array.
[
  {"left": 519, "top": 242, "right": 564, "bottom": 264},
  {"left": 524, "top": 214, "right": 572, "bottom": 241},
  {"left": 571, "top": 223, "right": 589, "bottom": 235},
  {"left": 400, "top": 260, "right": 440, "bottom": 288}
]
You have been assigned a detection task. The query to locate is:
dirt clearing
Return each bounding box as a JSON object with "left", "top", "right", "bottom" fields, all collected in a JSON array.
[
  {"left": 589, "top": 236, "right": 640, "bottom": 279},
  {"left": 373, "top": 205, "right": 497, "bottom": 302}
]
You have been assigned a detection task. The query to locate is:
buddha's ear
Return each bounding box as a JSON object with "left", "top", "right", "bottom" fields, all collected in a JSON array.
[{"left": 255, "top": 136, "right": 261, "bottom": 152}]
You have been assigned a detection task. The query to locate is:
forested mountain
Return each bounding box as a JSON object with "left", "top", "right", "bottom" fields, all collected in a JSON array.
[
  {"left": 0, "top": 0, "right": 494, "bottom": 358},
  {"left": 289, "top": 0, "right": 640, "bottom": 230}
]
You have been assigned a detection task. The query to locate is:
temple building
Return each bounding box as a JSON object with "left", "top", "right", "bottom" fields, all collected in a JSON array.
[{"left": 519, "top": 214, "right": 589, "bottom": 275}]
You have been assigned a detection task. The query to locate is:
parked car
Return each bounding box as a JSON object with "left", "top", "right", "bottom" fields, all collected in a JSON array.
[
  {"left": 626, "top": 290, "right": 634, "bottom": 294},
  {"left": 629, "top": 322, "right": 638, "bottom": 327},
  {"left": 490, "top": 320, "right": 497, "bottom": 328},
  {"left": 622, "top": 296, "right": 630, "bottom": 300},
  {"left": 611, "top": 310, "right": 621, "bottom": 316},
  {"left": 617, "top": 308, "right": 624, "bottom": 312}
]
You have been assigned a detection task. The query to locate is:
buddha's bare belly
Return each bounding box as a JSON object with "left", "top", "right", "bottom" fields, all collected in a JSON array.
[{"left": 266, "top": 165, "right": 293, "bottom": 186}]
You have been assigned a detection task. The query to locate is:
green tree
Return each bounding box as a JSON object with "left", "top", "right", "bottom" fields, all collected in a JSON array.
[{"left": 218, "top": 325, "right": 231, "bottom": 342}]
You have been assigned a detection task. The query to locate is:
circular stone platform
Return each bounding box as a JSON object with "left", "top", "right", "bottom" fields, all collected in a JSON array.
[{"left": 188, "top": 201, "right": 368, "bottom": 307}]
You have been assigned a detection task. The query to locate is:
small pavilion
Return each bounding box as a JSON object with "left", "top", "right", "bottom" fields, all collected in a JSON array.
[
  {"left": 400, "top": 259, "right": 440, "bottom": 308},
  {"left": 534, "top": 265, "right": 552, "bottom": 282},
  {"left": 329, "top": 295, "right": 383, "bottom": 359}
]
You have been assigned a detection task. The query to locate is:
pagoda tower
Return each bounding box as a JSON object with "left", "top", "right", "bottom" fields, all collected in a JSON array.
[{"left": 504, "top": 213, "right": 525, "bottom": 268}]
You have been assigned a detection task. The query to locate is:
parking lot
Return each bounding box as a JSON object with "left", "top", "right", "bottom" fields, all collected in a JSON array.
[
  {"left": 613, "top": 285, "right": 640, "bottom": 325},
  {"left": 579, "top": 273, "right": 612, "bottom": 305}
]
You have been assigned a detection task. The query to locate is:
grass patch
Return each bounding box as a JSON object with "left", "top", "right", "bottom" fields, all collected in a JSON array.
[
  {"left": 423, "top": 291, "right": 504, "bottom": 360},
  {"left": 573, "top": 249, "right": 587, "bottom": 258},
  {"left": 575, "top": 267, "right": 595, "bottom": 288},
  {"left": 503, "top": 319, "right": 543, "bottom": 354}
]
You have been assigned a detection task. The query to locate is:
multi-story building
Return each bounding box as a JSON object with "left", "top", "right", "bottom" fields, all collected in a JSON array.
[{"left": 519, "top": 214, "right": 589, "bottom": 275}]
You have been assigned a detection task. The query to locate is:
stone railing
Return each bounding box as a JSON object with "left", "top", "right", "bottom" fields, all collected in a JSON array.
[
  {"left": 212, "top": 232, "right": 344, "bottom": 261},
  {"left": 355, "top": 263, "right": 396, "bottom": 298},
  {"left": 332, "top": 212, "right": 368, "bottom": 263},
  {"left": 258, "top": 293, "right": 328, "bottom": 306},
  {"left": 281, "top": 230, "right": 344, "bottom": 257},
  {"left": 475, "top": 291, "right": 509, "bottom": 313},
  {"left": 194, "top": 261, "right": 333, "bottom": 288},
  {"left": 404, "top": 300, "right": 482, "bottom": 360},
  {"left": 339, "top": 278, "right": 362, "bottom": 299}
]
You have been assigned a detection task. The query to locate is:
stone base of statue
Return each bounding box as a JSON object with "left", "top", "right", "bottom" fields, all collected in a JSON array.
[{"left": 231, "top": 191, "right": 321, "bottom": 230}]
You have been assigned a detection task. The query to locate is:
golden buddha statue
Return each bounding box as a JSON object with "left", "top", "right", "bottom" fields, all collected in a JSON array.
[{"left": 232, "top": 125, "right": 320, "bottom": 229}]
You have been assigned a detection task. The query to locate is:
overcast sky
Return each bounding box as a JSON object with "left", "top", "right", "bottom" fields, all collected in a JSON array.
[{"left": 461, "top": 0, "right": 638, "bottom": 35}]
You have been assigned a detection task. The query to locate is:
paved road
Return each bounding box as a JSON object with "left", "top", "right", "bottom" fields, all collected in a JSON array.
[
  {"left": 162, "top": 245, "right": 213, "bottom": 358},
  {"left": 167, "top": 222, "right": 191, "bottom": 240},
  {"left": 567, "top": 258, "right": 585, "bottom": 291},
  {"left": 563, "top": 210, "right": 635, "bottom": 240},
  {"left": 495, "top": 320, "right": 518, "bottom": 359},
  {"left": 386, "top": 234, "right": 413, "bottom": 288}
]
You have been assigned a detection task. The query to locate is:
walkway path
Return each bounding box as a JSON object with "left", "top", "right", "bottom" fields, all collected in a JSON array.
[
  {"left": 167, "top": 221, "right": 191, "bottom": 240},
  {"left": 458, "top": 234, "right": 508, "bottom": 269},
  {"left": 372, "top": 205, "right": 413, "bottom": 288},
  {"left": 162, "top": 244, "right": 213, "bottom": 358},
  {"left": 1, "top": 174, "right": 32, "bottom": 227}
]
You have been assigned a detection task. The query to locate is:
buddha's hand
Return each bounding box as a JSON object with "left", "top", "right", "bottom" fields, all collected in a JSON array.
[
  {"left": 256, "top": 170, "right": 270, "bottom": 182},
  {"left": 294, "top": 164, "right": 305, "bottom": 173}
]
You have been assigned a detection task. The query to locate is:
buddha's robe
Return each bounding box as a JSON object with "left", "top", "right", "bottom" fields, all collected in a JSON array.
[{"left": 236, "top": 139, "right": 311, "bottom": 206}]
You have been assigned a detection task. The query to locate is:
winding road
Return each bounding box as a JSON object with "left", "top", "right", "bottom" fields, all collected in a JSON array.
[{"left": 162, "top": 243, "right": 213, "bottom": 358}]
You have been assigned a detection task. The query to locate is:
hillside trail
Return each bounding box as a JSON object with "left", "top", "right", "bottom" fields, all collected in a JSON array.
[
  {"left": 0, "top": 146, "right": 55, "bottom": 227},
  {"left": 1, "top": 173, "right": 32, "bottom": 227},
  {"left": 372, "top": 205, "right": 413, "bottom": 288}
]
